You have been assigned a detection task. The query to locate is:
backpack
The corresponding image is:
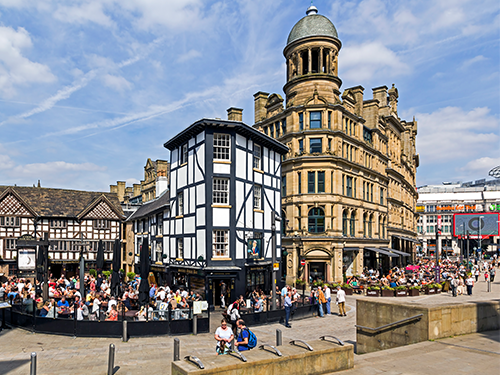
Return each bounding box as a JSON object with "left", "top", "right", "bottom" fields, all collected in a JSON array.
[{"left": 244, "top": 328, "right": 257, "bottom": 349}]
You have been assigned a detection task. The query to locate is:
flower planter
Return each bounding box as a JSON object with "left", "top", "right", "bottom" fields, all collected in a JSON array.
[
  {"left": 381, "top": 289, "right": 394, "bottom": 297},
  {"left": 366, "top": 290, "right": 380, "bottom": 297},
  {"left": 425, "top": 288, "right": 436, "bottom": 295},
  {"left": 395, "top": 290, "right": 407, "bottom": 297},
  {"left": 408, "top": 289, "right": 420, "bottom": 297},
  {"left": 342, "top": 288, "right": 353, "bottom": 296}
]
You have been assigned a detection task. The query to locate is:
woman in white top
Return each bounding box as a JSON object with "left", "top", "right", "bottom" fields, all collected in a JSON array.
[{"left": 215, "top": 319, "right": 234, "bottom": 355}]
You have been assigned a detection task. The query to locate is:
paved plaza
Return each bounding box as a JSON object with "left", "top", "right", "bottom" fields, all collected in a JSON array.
[{"left": 1, "top": 279, "right": 499, "bottom": 375}]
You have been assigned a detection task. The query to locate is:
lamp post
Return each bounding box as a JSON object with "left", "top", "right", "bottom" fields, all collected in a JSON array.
[
  {"left": 459, "top": 224, "right": 465, "bottom": 264},
  {"left": 466, "top": 230, "right": 470, "bottom": 270},
  {"left": 271, "top": 213, "right": 281, "bottom": 311},
  {"left": 478, "top": 216, "right": 484, "bottom": 261}
]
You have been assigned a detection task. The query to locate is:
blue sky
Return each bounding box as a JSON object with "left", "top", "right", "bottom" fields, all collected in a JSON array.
[{"left": 0, "top": 0, "right": 499, "bottom": 192}]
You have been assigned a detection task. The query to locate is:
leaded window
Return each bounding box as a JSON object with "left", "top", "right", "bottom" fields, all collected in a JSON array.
[
  {"left": 213, "top": 178, "right": 229, "bottom": 205},
  {"left": 213, "top": 230, "right": 229, "bottom": 258},
  {"left": 0, "top": 216, "right": 19, "bottom": 227},
  {"left": 254, "top": 185, "right": 262, "bottom": 209},
  {"left": 176, "top": 238, "right": 183, "bottom": 259},
  {"left": 253, "top": 144, "right": 261, "bottom": 169},
  {"left": 178, "top": 191, "right": 184, "bottom": 216},
  {"left": 213, "top": 133, "right": 230, "bottom": 160},
  {"left": 308, "top": 207, "right": 325, "bottom": 233},
  {"left": 181, "top": 143, "right": 188, "bottom": 164}
]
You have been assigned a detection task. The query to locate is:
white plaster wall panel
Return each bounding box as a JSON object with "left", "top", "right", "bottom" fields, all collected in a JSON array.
[
  {"left": 245, "top": 183, "right": 253, "bottom": 227},
  {"left": 196, "top": 184, "right": 205, "bottom": 206},
  {"left": 263, "top": 233, "right": 272, "bottom": 258},
  {"left": 236, "top": 149, "right": 246, "bottom": 179},
  {"left": 170, "top": 173, "right": 177, "bottom": 196},
  {"left": 170, "top": 237, "right": 176, "bottom": 258},
  {"left": 178, "top": 165, "right": 187, "bottom": 187},
  {"left": 196, "top": 131, "right": 205, "bottom": 144},
  {"left": 196, "top": 229, "right": 205, "bottom": 259},
  {"left": 255, "top": 211, "right": 263, "bottom": 230},
  {"left": 212, "top": 208, "right": 230, "bottom": 227},
  {"left": 184, "top": 237, "right": 191, "bottom": 259},
  {"left": 170, "top": 220, "right": 175, "bottom": 237},
  {"left": 188, "top": 150, "right": 193, "bottom": 185},
  {"left": 236, "top": 230, "right": 244, "bottom": 259},
  {"left": 263, "top": 147, "right": 269, "bottom": 173},
  {"left": 254, "top": 171, "right": 263, "bottom": 185},
  {"left": 184, "top": 216, "right": 196, "bottom": 234},
  {"left": 54, "top": 252, "right": 60, "bottom": 259},
  {"left": 163, "top": 237, "right": 168, "bottom": 259},
  {"left": 175, "top": 218, "right": 182, "bottom": 234},
  {"left": 194, "top": 146, "right": 204, "bottom": 183},
  {"left": 214, "top": 163, "right": 231, "bottom": 175},
  {"left": 236, "top": 134, "right": 246, "bottom": 147},
  {"left": 236, "top": 181, "right": 244, "bottom": 217},
  {"left": 196, "top": 143, "right": 205, "bottom": 180},
  {"left": 21, "top": 225, "right": 28, "bottom": 231},
  {"left": 197, "top": 207, "right": 206, "bottom": 226},
  {"left": 264, "top": 174, "right": 271, "bottom": 187},
  {"left": 189, "top": 187, "right": 196, "bottom": 214},
  {"left": 62, "top": 252, "right": 67, "bottom": 259}
]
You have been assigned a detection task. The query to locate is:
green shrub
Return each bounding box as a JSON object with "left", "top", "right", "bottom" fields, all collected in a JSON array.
[
  {"left": 368, "top": 286, "right": 380, "bottom": 291},
  {"left": 119, "top": 268, "right": 125, "bottom": 274},
  {"left": 89, "top": 269, "right": 97, "bottom": 277},
  {"left": 395, "top": 285, "right": 407, "bottom": 290},
  {"left": 341, "top": 283, "right": 352, "bottom": 289},
  {"left": 102, "top": 271, "right": 111, "bottom": 279},
  {"left": 382, "top": 286, "right": 394, "bottom": 290},
  {"left": 409, "top": 285, "right": 421, "bottom": 290},
  {"left": 126, "top": 272, "right": 136, "bottom": 281}
]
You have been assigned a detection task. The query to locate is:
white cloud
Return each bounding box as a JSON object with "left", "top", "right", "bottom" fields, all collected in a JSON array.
[
  {"left": 125, "top": 178, "right": 140, "bottom": 185},
  {"left": 54, "top": 2, "right": 114, "bottom": 27},
  {"left": 0, "top": 154, "right": 15, "bottom": 169},
  {"left": 339, "top": 42, "right": 410, "bottom": 81},
  {"left": 460, "top": 157, "right": 500, "bottom": 175},
  {"left": 177, "top": 49, "right": 201, "bottom": 63},
  {"left": 103, "top": 74, "right": 132, "bottom": 92},
  {"left": 0, "top": 26, "right": 56, "bottom": 97},
  {"left": 12, "top": 161, "right": 106, "bottom": 176},
  {"left": 461, "top": 55, "right": 487, "bottom": 69},
  {"left": 417, "top": 106, "right": 499, "bottom": 164}
]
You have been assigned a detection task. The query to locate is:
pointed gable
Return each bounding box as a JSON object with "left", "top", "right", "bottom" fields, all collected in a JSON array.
[
  {"left": 0, "top": 189, "right": 36, "bottom": 217},
  {"left": 78, "top": 195, "right": 122, "bottom": 220}
]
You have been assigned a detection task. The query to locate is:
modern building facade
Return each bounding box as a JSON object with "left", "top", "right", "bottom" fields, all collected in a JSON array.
[
  {"left": 163, "top": 112, "right": 288, "bottom": 306},
  {"left": 417, "top": 179, "right": 500, "bottom": 257},
  {"left": 0, "top": 186, "right": 124, "bottom": 277},
  {"left": 252, "top": 5, "right": 419, "bottom": 284}
]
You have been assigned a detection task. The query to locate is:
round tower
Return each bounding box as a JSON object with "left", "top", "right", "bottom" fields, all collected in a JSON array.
[{"left": 283, "top": 5, "right": 342, "bottom": 107}]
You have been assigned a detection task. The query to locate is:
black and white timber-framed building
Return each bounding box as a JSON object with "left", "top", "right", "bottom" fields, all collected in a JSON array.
[{"left": 163, "top": 112, "right": 288, "bottom": 306}]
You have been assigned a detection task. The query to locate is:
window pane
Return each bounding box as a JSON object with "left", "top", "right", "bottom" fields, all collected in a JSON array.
[
  {"left": 299, "top": 113, "right": 303, "bottom": 131},
  {"left": 213, "top": 133, "right": 230, "bottom": 160},
  {"left": 213, "top": 178, "right": 229, "bottom": 204},
  {"left": 299, "top": 139, "right": 303, "bottom": 153},
  {"left": 310, "top": 111, "right": 322, "bottom": 129},
  {"left": 254, "top": 185, "right": 261, "bottom": 209},
  {"left": 213, "top": 230, "right": 229, "bottom": 258},
  {"left": 253, "top": 145, "right": 261, "bottom": 169},
  {"left": 318, "top": 171, "right": 325, "bottom": 193},
  {"left": 310, "top": 138, "right": 322, "bottom": 153},
  {"left": 308, "top": 172, "right": 315, "bottom": 193}
]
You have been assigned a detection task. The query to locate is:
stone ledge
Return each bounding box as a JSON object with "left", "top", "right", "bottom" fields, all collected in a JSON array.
[{"left": 172, "top": 339, "right": 354, "bottom": 375}]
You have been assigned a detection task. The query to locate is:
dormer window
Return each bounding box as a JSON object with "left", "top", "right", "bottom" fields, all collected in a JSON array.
[{"left": 0, "top": 216, "right": 20, "bottom": 227}]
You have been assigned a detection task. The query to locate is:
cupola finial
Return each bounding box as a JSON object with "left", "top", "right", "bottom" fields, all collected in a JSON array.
[{"left": 306, "top": 2, "right": 318, "bottom": 16}]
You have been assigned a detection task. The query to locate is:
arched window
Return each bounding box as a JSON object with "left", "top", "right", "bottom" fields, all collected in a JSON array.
[
  {"left": 342, "top": 210, "right": 348, "bottom": 236},
  {"left": 308, "top": 208, "right": 325, "bottom": 233},
  {"left": 350, "top": 211, "right": 356, "bottom": 237}
]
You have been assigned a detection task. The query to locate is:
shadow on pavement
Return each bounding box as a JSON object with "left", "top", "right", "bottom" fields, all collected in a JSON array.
[{"left": 0, "top": 359, "right": 30, "bottom": 375}]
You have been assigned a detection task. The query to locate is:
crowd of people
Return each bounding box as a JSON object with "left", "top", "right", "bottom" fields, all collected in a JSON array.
[{"left": 0, "top": 271, "right": 203, "bottom": 322}]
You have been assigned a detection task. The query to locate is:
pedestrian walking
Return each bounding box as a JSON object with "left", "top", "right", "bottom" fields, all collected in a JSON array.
[
  {"left": 324, "top": 284, "right": 331, "bottom": 315},
  {"left": 317, "top": 286, "right": 326, "bottom": 318},
  {"left": 474, "top": 269, "right": 479, "bottom": 282},
  {"left": 490, "top": 267, "right": 495, "bottom": 282},
  {"left": 220, "top": 281, "right": 227, "bottom": 308},
  {"left": 450, "top": 275, "right": 458, "bottom": 297},
  {"left": 335, "top": 286, "right": 346, "bottom": 317}
]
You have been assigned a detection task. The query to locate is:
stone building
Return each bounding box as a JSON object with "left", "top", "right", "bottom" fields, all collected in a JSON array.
[
  {"left": 110, "top": 158, "right": 169, "bottom": 204},
  {"left": 252, "top": 5, "right": 419, "bottom": 284}
]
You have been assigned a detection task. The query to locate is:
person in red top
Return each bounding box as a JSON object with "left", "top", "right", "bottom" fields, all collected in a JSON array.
[{"left": 106, "top": 304, "right": 118, "bottom": 321}]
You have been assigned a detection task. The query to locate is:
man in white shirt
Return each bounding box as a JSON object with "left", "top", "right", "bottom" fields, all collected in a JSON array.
[
  {"left": 324, "top": 284, "right": 331, "bottom": 315},
  {"left": 335, "top": 286, "right": 346, "bottom": 317}
]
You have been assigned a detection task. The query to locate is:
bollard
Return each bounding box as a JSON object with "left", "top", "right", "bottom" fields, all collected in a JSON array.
[
  {"left": 30, "top": 352, "right": 37, "bottom": 375},
  {"left": 173, "top": 338, "right": 180, "bottom": 361},
  {"left": 276, "top": 329, "right": 282, "bottom": 347},
  {"left": 122, "top": 320, "right": 128, "bottom": 342},
  {"left": 107, "top": 344, "right": 115, "bottom": 375},
  {"left": 487, "top": 280, "right": 491, "bottom": 292},
  {"left": 193, "top": 314, "right": 198, "bottom": 335}
]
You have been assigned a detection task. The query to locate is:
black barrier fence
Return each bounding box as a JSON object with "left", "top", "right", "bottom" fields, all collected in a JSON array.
[
  {"left": 240, "top": 303, "right": 318, "bottom": 326},
  {"left": 4, "top": 302, "right": 210, "bottom": 338}
]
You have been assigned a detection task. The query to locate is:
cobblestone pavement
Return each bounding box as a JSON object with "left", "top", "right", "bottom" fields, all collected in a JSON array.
[{"left": 0, "top": 280, "right": 497, "bottom": 375}]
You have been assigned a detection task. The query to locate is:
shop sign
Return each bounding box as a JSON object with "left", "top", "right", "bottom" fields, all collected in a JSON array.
[
  {"left": 437, "top": 204, "right": 476, "bottom": 212},
  {"left": 489, "top": 204, "right": 500, "bottom": 211},
  {"left": 273, "top": 262, "right": 279, "bottom": 271},
  {"left": 18, "top": 249, "right": 36, "bottom": 271},
  {"left": 247, "top": 239, "right": 262, "bottom": 259},
  {"left": 416, "top": 205, "right": 425, "bottom": 212}
]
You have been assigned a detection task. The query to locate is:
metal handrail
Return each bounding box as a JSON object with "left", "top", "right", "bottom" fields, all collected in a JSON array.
[
  {"left": 289, "top": 339, "right": 313, "bottom": 351},
  {"left": 228, "top": 349, "right": 247, "bottom": 362},
  {"left": 355, "top": 314, "right": 423, "bottom": 333},
  {"left": 319, "top": 335, "right": 344, "bottom": 346},
  {"left": 259, "top": 344, "right": 283, "bottom": 357},
  {"left": 184, "top": 355, "right": 204, "bottom": 369}
]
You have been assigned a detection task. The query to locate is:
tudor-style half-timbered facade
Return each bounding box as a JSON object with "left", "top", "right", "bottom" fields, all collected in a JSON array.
[
  {"left": 163, "top": 112, "right": 288, "bottom": 306},
  {"left": 0, "top": 186, "right": 125, "bottom": 278}
]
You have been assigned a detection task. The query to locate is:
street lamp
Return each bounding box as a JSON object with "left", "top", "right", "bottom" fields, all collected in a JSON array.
[{"left": 478, "top": 216, "right": 484, "bottom": 260}]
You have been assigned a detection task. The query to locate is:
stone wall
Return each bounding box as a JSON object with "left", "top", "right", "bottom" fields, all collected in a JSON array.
[{"left": 356, "top": 299, "right": 500, "bottom": 354}]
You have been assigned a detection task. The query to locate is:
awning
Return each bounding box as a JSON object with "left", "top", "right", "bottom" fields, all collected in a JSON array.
[
  {"left": 364, "top": 247, "right": 399, "bottom": 258},
  {"left": 392, "top": 235, "right": 419, "bottom": 243},
  {"left": 381, "top": 248, "right": 410, "bottom": 257},
  {"left": 343, "top": 247, "right": 359, "bottom": 251}
]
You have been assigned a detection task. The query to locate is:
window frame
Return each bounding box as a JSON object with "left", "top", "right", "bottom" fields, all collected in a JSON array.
[
  {"left": 317, "top": 171, "right": 325, "bottom": 193},
  {"left": 254, "top": 185, "right": 262, "bottom": 209},
  {"left": 308, "top": 207, "right": 325, "bottom": 233},
  {"left": 178, "top": 191, "right": 184, "bottom": 216},
  {"left": 309, "top": 138, "right": 322, "bottom": 154},
  {"left": 213, "top": 133, "right": 231, "bottom": 161},
  {"left": 308, "top": 172, "right": 315, "bottom": 193},
  {"left": 212, "top": 178, "right": 229, "bottom": 205},
  {"left": 213, "top": 230, "right": 229, "bottom": 258},
  {"left": 309, "top": 111, "right": 322, "bottom": 129},
  {"left": 176, "top": 238, "right": 184, "bottom": 259},
  {"left": 253, "top": 144, "right": 261, "bottom": 169},
  {"left": 181, "top": 143, "right": 188, "bottom": 164},
  {"left": 0, "top": 216, "right": 20, "bottom": 227},
  {"left": 299, "top": 112, "right": 303, "bottom": 131}
]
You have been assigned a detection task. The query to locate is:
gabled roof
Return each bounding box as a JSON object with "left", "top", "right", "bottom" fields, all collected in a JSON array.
[
  {"left": 126, "top": 191, "right": 170, "bottom": 221},
  {"left": 163, "top": 118, "right": 289, "bottom": 154},
  {"left": 0, "top": 185, "right": 125, "bottom": 219}
]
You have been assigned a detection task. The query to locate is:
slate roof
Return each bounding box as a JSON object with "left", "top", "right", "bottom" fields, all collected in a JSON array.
[
  {"left": 0, "top": 185, "right": 125, "bottom": 219},
  {"left": 126, "top": 191, "right": 170, "bottom": 221}
]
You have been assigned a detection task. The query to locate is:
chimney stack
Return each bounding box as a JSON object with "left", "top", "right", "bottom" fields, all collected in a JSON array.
[
  {"left": 227, "top": 107, "right": 243, "bottom": 122},
  {"left": 253, "top": 92, "right": 269, "bottom": 123}
]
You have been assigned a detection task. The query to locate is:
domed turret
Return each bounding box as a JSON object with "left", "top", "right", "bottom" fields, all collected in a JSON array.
[{"left": 283, "top": 6, "right": 342, "bottom": 107}]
